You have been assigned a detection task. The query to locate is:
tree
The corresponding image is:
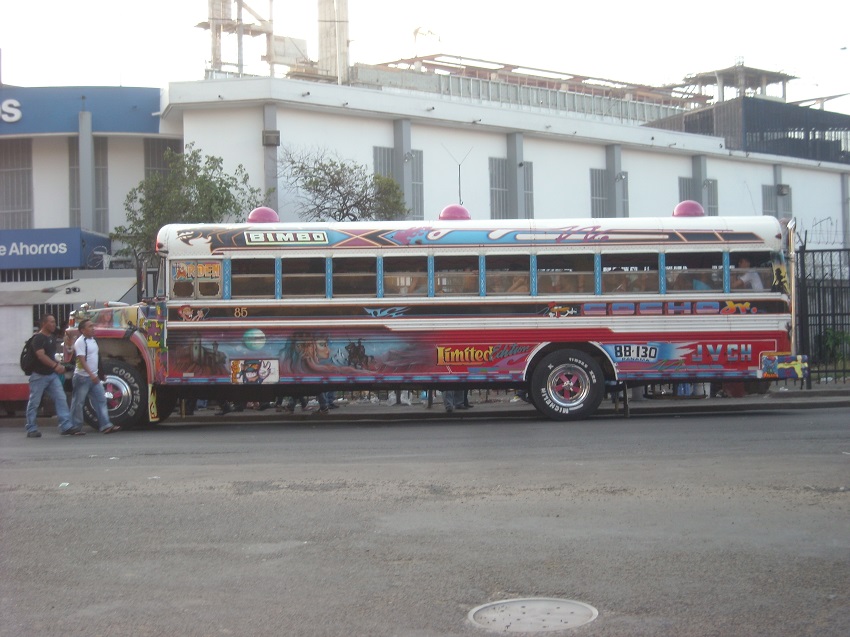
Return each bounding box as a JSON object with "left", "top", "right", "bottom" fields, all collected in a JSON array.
[
  {"left": 279, "top": 147, "right": 409, "bottom": 222},
  {"left": 112, "top": 144, "right": 265, "bottom": 265}
]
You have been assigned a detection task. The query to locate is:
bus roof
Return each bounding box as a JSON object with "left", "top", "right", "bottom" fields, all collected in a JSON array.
[{"left": 155, "top": 216, "right": 782, "bottom": 258}]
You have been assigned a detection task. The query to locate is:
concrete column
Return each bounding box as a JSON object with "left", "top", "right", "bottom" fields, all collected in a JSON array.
[
  {"left": 506, "top": 132, "right": 526, "bottom": 219},
  {"left": 606, "top": 144, "right": 626, "bottom": 218},
  {"left": 692, "top": 155, "right": 707, "bottom": 207},
  {"left": 774, "top": 164, "right": 792, "bottom": 218},
  {"left": 393, "top": 119, "right": 413, "bottom": 217},
  {"left": 263, "top": 103, "right": 279, "bottom": 213},
  {"left": 78, "top": 110, "right": 95, "bottom": 231}
]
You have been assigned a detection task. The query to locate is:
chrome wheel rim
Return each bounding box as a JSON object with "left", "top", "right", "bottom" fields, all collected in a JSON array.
[
  {"left": 103, "top": 374, "right": 134, "bottom": 417},
  {"left": 546, "top": 363, "right": 592, "bottom": 409}
]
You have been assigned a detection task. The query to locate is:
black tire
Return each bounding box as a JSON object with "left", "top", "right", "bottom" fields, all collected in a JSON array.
[
  {"left": 84, "top": 359, "right": 147, "bottom": 428},
  {"left": 530, "top": 349, "right": 605, "bottom": 421}
]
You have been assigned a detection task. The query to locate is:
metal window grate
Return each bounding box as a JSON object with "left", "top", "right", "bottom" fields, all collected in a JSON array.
[
  {"left": 590, "top": 168, "right": 607, "bottom": 218},
  {"left": 524, "top": 162, "right": 535, "bottom": 219},
  {"left": 373, "top": 146, "right": 424, "bottom": 220},
  {"left": 0, "top": 268, "right": 73, "bottom": 283},
  {"left": 373, "top": 146, "right": 393, "bottom": 177},
  {"left": 0, "top": 138, "right": 34, "bottom": 229},
  {"left": 762, "top": 184, "right": 778, "bottom": 217},
  {"left": 489, "top": 157, "right": 509, "bottom": 219},
  {"left": 679, "top": 176, "right": 696, "bottom": 202},
  {"left": 705, "top": 179, "right": 718, "bottom": 216},
  {"left": 144, "top": 138, "right": 182, "bottom": 178}
]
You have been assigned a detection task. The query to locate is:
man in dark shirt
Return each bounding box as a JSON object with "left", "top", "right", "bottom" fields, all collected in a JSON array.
[{"left": 25, "top": 314, "right": 74, "bottom": 437}]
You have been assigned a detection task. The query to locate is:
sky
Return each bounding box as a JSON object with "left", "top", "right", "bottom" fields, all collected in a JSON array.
[{"left": 1, "top": 0, "right": 848, "bottom": 114}]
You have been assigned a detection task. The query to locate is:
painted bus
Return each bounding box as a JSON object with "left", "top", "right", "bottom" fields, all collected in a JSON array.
[{"left": 65, "top": 204, "right": 807, "bottom": 426}]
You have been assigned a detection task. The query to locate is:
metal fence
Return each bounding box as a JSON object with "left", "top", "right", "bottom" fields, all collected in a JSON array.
[{"left": 796, "top": 247, "right": 850, "bottom": 384}]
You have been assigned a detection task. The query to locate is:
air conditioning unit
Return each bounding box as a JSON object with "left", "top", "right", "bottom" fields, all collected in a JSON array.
[
  {"left": 262, "top": 130, "right": 280, "bottom": 147},
  {"left": 776, "top": 184, "right": 791, "bottom": 196}
]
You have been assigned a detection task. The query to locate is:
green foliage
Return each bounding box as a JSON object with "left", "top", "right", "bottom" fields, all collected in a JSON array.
[
  {"left": 821, "top": 327, "right": 850, "bottom": 363},
  {"left": 279, "top": 148, "right": 410, "bottom": 222},
  {"left": 112, "top": 144, "right": 265, "bottom": 263}
]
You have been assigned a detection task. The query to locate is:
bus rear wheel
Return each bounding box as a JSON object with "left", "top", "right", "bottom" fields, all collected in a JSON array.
[
  {"left": 84, "top": 359, "right": 147, "bottom": 429},
  {"left": 530, "top": 349, "right": 604, "bottom": 421}
]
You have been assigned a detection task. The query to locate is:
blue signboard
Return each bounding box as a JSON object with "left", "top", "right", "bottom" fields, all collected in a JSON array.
[
  {"left": 0, "top": 87, "right": 161, "bottom": 136},
  {"left": 0, "top": 228, "right": 110, "bottom": 270}
]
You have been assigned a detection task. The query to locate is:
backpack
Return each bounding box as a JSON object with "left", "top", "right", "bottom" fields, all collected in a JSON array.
[{"left": 20, "top": 335, "right": 37, "bottom": 376}]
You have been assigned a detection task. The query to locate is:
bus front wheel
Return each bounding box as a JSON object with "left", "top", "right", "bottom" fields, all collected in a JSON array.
[
  {"left": 530, "top": 350, "right": 604, "bottom": 421},
  {"left": 85, "top": 359, "right": 147, "bottom": 429}
]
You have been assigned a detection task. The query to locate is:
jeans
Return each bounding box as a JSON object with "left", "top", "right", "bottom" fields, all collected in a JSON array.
[
  {"left": 70, "top": 374, "right": 113, "bottom": 431},
  {"left": 26, "top": 372, "right": 71, "bottom": 433},
  {"left": 318, "top": 392, "right": 335, "bottom": 410}
]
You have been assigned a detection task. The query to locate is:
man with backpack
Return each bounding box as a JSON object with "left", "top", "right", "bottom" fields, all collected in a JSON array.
[{"left": 24, "top": 314, "right": 73, "bottom": 437}]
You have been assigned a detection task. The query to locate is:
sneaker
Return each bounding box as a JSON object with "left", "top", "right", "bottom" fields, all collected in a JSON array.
[
  {"left": 445, "top": 404, "right": 454, "bottom": 413},
  {"left": 313, "top": 408, "right": 330, "bottom": 415},
  {"left": 26, "top": 430, "right": 42, "bottom": 438}
]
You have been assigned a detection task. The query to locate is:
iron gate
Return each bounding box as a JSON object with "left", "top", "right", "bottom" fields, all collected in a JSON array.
[{"left": 796, "top": 247, "right": 850, "bottom": 384}]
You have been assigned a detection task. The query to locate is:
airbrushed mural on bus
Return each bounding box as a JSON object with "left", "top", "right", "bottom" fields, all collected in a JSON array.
[{"left": 66, "top": 203, "right": 807, "bottom": 426}]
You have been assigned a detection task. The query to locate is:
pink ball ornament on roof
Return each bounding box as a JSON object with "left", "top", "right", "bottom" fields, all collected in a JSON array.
[
  {"left": 247, "top": 206, "right": 280, "bottom": 223},
  {"left": 673, "top": 200, "right": 705, "bottom": 217},
  {"left": 439, "top": 204, "right": 471, "bottom": 220}
]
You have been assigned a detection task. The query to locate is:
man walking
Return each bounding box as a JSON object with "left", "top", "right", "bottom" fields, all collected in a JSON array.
[
  {"left": 24, "top": 314, "right": 73, "bottom": 437},
  {"left": 70, "top": 319, "right": 119, "bottom": 434}
]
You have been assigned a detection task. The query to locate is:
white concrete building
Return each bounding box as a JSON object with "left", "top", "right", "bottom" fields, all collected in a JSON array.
[{"left": 2, "top": 56, "right": 849, "bottom": 407}]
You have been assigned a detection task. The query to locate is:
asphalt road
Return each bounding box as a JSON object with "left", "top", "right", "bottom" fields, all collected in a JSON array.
[{"left": 1, "top": 408, "right": 848, "bottom": 637}]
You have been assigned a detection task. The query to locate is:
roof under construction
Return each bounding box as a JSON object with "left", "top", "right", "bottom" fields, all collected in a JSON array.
[
  {"left": 374, "top": 53, "right": 710, "bottom": 109},
  {"left": 671, "top": 63, "right": 798, "bottom": 103}
]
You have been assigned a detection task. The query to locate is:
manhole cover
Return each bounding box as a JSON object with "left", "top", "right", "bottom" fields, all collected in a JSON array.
[{"left": 468, "top": 597, "right": 598, "bottom": 633}]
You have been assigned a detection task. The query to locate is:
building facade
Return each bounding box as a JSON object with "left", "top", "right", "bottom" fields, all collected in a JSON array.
[
  {"left": 2, "top": 76, "right": 849, "bottom": 256},
  {"left": 2, "top": 73, "right": 849, "bottom": 403}
]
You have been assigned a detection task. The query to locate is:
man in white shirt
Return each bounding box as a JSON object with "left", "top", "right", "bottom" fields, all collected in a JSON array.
[
  {"left": 732, "top": 256, "right": 764, "bottom": 291},
  {"left": 70, "top": 319, "right": 120, "bottom": 434}
]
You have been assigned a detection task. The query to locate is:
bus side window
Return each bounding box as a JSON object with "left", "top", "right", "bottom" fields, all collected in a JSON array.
[
  {"left": 486, "top": 255, "right": 529, "bottom": 295},
  {"left": 435, "top": 255, "right": 478, "bottom": 296},
  {"left": 231, "top": 258, "right": 275, "bottom": 298},
  {"left": 332, "top": 257, "right": 377, "bottom": 296},
  {"left": 536, "top": 253, "right": 593, "bottom": 294},
  {"left": 171, "top": 260, "right": 222, "bottom": 299},
  {"left": 172, "top": 280, "right": 194, "bottom": 298},
  {"left": 601, "top": 254, "right": 657, "bottom": 294},
  {"left": 283, "top": 257, "right": 326, "bottom": 297},
  {"left": 383, "top": 256, "right": 428, "bottom": 296},
  {"left": 665, "top": 253, "right": 723, "bottom": 293},
  {"left": 730, "top": 251, "right": 773, "bottom": 291}
]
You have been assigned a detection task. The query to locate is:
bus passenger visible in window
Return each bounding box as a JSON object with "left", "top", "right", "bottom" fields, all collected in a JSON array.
[
  {"left": 409, "top": 272, "right": 428, "bottom": 295},
  {"left": 692, "top": 271, "right": 713, "bottom": 291},
  {"left": 732, "top": 257, "right": 764, "bottom": 290},
  {"left": 605, "top": 268, "right": 629, "bottom": 293},
  {"left": 506, "top": 274, "right": 529, "bottom": 294},
  {"left": 672, "top": 271, "right": 693, "bottom": 290}
]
